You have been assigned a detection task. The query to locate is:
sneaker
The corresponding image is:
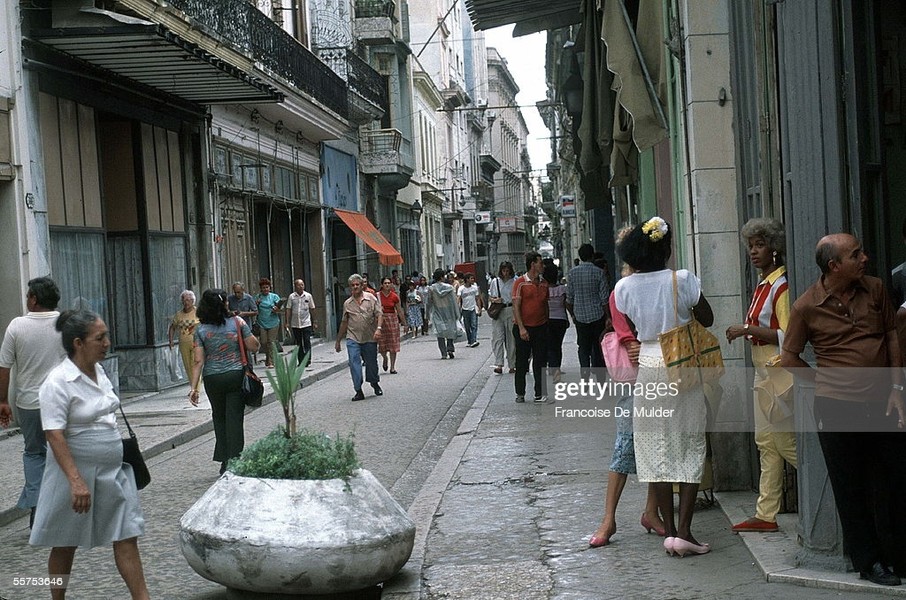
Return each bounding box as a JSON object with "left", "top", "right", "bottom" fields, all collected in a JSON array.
[
  {"left": 731, "top": 517, "right": 779, "bottom": 533},
  {"left": 534, "top": 395, "right": 547, "bottom": 403},
  {"left": 469, "top": 341, "right": 480, "bottom": 347},
  {"left": 372, "top": 384, "right": 383, "bottom": 396},
  {"left": 515, "top": 395, "right": 525, "bottom": 403},
  {"left": 351, "top": 390, "right": 365, "bottom": 401},
  {"left": 509, "top": 368, "right": 516, "bottom": 374}
]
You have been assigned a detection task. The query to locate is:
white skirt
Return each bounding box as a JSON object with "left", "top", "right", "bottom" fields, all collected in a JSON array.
[
  {"left": 30, "top": 428, "right": 145, "bottom": 548},
  {"left": 632, "top": 343, "right": 707, "bottom": 484}
]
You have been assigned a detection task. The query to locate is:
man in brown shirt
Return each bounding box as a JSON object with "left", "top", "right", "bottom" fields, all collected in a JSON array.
[
  {"left": 782, "top": 233, "right": 906, "bottom": 586},
  {"left": 335, "top": 274, "right": 383, "bottom": 401}
]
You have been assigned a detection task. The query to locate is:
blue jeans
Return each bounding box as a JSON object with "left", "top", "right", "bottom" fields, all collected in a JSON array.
[
  {"left": 346, "top": 340, "right": 379, "bottom": 392},
  {"left": 462, "top": 309, "right": 478, "bottom": 345},
  {"left": 17, "top": 407, "right": 46, "bottom": 509}
]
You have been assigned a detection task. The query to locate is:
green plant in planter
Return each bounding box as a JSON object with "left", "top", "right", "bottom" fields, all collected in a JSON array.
[
  {"left": 229, "top": 343, "right": 360, "bottom": 480},
  {"left": 265, "top": 342, "right": 307, "bottom": 438}
]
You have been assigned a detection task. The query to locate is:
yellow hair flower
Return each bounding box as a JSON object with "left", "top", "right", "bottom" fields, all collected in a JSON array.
[{"left": 641, "top": 217, "right": 668, "bottom": 242}]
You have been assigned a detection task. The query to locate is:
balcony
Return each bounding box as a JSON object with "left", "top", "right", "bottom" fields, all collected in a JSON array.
[
  {"left": 316, "top": 47, "right": 387, "bottom": 124},
  {"left": 355, "top": 0, "right": 399, "bottom": 45},
  {"left": 442, "top": 79, "right": 471, "bottom": 109},
  {"left": 479, "top": 153, "right": 501, "bottom": 185},
  {"left": 162, "top": 0, "right": 348, "bottom": 117},
  {"left": 360, "top": 129, "right": 414, "bottom": 190}
]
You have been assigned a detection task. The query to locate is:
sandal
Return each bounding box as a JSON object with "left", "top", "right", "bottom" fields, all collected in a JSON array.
[{"left": 390, "top": 369, "right": 398, "bottom": 374}]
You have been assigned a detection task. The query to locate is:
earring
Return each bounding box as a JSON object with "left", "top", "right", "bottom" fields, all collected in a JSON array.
[{"left": 772, "top": 251, "right": 777, "bottom": 266}]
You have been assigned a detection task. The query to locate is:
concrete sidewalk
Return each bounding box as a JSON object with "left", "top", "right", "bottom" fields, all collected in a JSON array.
[{"left": 397, "top": 362, "right": 902, "bottom": 598}]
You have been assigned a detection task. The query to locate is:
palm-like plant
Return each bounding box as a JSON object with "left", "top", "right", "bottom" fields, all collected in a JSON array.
[{"left": 265, "top": 342, "right": 309, "bottom": 438}]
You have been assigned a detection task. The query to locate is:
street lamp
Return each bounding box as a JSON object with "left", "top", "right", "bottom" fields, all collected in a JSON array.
[{"left": 411, "top": 199, "right": 423, "bottom": 217}]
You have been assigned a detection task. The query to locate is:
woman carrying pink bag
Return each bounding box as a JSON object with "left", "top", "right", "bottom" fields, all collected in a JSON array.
[{"left": 589, "top": 257, "right": 665, "bottom": 547}]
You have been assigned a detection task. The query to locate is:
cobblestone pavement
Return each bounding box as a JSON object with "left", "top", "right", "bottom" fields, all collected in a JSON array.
[{"left": 0, "top": 324, "right": 494, "bottom": 599}]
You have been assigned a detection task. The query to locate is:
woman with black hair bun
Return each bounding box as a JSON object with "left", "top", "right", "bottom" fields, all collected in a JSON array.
[{"left": 614, "top": 216, "right": 715, "bottom": 558}]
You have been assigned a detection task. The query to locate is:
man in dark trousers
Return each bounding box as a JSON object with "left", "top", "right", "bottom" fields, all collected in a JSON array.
[
  {"left": 566, "top": 243, "right": 609, "bottom": 378},
  {"left": 782, "top": 233, "right": 906, "bottom": 587}
]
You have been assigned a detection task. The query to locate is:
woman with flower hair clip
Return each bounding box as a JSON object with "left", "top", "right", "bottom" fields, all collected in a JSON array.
[{"left": 614, "top": 216, "right": 716, "bottom": 557}]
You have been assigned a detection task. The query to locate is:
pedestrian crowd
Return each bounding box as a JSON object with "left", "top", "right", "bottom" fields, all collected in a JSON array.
[{"left": 2, "top": 213, "right": 906, "bottom": 595}]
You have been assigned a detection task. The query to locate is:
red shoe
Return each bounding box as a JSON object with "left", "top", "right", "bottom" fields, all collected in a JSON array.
[
  {"left": 731, "top": 517, "right": 779, "bottom": 533},
  {"left": 640, "top": 513, "right": 667, "bottom": 537}
]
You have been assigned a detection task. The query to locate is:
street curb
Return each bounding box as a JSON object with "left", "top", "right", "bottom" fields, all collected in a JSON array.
[
  {"left": 382, "top": 355, "right": 498, "bottom": 600},
  {"left": 716, "top": 491, "right": 906, "bottom": 597}
]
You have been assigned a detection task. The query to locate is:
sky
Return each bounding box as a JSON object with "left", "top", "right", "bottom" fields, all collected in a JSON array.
[{"left": 483, "top": 25, "right": 550, "bottom": 175}]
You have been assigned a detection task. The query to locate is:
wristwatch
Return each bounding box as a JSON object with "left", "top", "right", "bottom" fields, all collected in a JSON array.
[{"left": 893, "top": 383, "right": 904, "bottom": 392}]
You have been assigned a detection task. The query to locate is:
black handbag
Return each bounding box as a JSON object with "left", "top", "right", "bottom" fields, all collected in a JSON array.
[
  {"left": 236, "top": 318, "right": 264, "bottom": 407},
  {"left": 119, "top": 406, "right": 151, "bottom": 490}
]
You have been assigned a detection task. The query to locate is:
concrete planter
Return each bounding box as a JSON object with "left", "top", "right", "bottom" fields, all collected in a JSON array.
[{"left": 178, "top": 469, "right": 415, "bottom": 595}]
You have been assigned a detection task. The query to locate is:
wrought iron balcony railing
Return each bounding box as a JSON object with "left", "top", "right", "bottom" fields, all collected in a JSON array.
[
  {"left": 316, "top": 47, "right": 388, "bottom": 111},
  {"left": 360, "top": 128, "right": 402, "bottom": 153},
  {"left": 164, "top": 0, "right": 348, "bottom": 118},
  {"left": 355, "top": 0, "right": 397, "bottom": 19}
]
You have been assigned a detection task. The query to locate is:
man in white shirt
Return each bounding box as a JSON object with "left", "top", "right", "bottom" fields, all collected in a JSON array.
[
  {"left": 284, "top": 278, "right": 316, "bottom": 367},
  {"left": 0, "top": 277, "right": 66, "bottom": 527},
  {"left": 458, "top": 273, "right": 484, "bottom": 347}
]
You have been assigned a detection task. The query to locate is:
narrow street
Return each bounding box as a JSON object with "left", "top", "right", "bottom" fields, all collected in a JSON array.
[{"left": 0, "top": 320, "right": 896, "bottom": 599}]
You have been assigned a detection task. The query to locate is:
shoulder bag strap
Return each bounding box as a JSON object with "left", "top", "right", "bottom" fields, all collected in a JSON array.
[
  {"left": 118, "top": 404, "right": 136, "bottom": 438},
  {"left": 671, "top": 270, "right": 679, "bottom": 328},
  {"left": 235, "top": 317, "right": 248, "bottom": 366}
]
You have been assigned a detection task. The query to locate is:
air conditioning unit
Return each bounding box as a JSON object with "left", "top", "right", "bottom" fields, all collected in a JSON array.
[{"left": 476, "top": 98, "right": 487, "bottom": 108}]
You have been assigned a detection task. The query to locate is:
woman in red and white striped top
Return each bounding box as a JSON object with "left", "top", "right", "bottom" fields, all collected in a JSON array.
[{"left": 725, "top": 218, "right": 796, "bottom": 533}]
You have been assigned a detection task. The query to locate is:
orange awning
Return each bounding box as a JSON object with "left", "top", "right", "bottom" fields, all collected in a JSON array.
[{"left": 334, "top": 209, "right": 404, "bottom": 266}]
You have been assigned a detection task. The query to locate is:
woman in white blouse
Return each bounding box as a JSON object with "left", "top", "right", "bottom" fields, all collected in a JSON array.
[
  {"left": 614, "top": 217, "right": 715, "bottom": 558},
  {"left": 30, "top": 311, "right": 149, "bottom": 599}
]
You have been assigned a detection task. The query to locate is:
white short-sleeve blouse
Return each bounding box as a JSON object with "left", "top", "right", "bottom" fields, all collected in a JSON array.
[
  {"left": 39, "top": 358, "right": 119, "bottom": 433},
  {"left": 614, "top": 269, "right": 702, "bottom": 343}
]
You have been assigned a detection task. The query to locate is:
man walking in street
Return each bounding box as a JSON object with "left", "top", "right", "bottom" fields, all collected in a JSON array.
[
  {"left": 566, "top": 243, "right": 609, "bottom": 378},
  {"left": 228, "top": 282, "right": 258, "bottom": 326},
  {"left": 513, "top": 252, "right": 549, "bottom": 403},
  {"left": 335, "top": 274, "right": 383, "bottom": 401},
  {"left": 285, "top": 278, "right": 316, "bottom": 367},
  {"left": 458, "top": 273, "right": 483, "bottom": 347},
  {"left": 0, "top": 276, "right": 66, "bottom": 527},
  {"left": 782, "top": 233, "right": 906, "bottom": 587}
]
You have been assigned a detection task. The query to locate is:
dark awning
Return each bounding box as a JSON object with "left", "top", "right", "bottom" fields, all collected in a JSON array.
[
  {"left": 34, "top": 25, "right": 282, "bottom": 105},
  {"left": 463, "top": 0, "right": 581, "bottom": 35},
  {"left": 334, "top": 209, "right": 404, "bottom": 266}
]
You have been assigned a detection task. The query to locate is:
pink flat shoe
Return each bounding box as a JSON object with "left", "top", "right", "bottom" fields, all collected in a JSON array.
[
  {"left": 641, "top": 513, "right": 667, "bottom": 537},
  {"left": 672, "top": 537, "right": 711, "bottom": 557}
]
